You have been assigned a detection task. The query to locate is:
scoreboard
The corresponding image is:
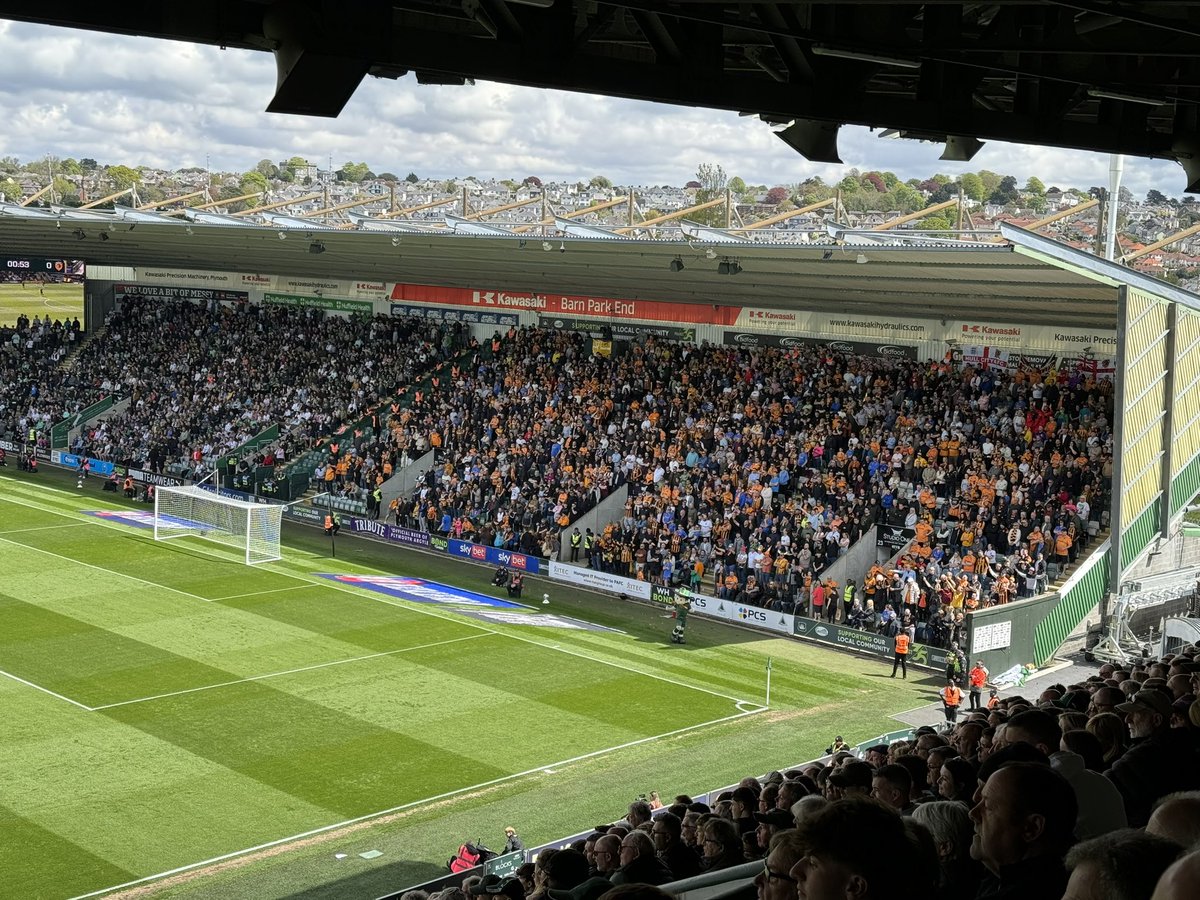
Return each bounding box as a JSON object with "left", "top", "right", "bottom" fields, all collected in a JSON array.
[{"left": 1, "top": 257, "right": 85, "bottom": 277}]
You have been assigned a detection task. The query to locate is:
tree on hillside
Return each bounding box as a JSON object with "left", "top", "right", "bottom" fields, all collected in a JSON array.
[
  {"left": 838, "top": 175, "right": 861, "bottom": 194},
  {"left": 693, "top": 162, "right": 729, "bottom": 225},
  {"left": 79, "top": 158, "right": 98, "bottom": 172},
  {"left": 921, "top": 214, "right": 952, "bottom": 231},
  {"left": 1025, "top": 176, "right": 1046, "bottom": 196},
  {"left": 959, "top": 172, "right": 985, "bottom": 202},
  {"left": 977, "top": 170, "right": 1003, "bottom": 196},
  {"left": 523, "top": 175, "right": 542, "bottom": 188},
  {"left": 405, "top": 172, "right": 419, "bottom": 183},
  {"left": 254, "top": 159, "right": 278, "bottom": 178},
  {"left": 861, "top": 172, "right": 886, "bottom": 193},
  {"left": 728, "top": 175, "right": 747, "bottom": 194},
  {"left": 340, "top": 161, "right": 371, "bottom": 182},
  {"left": 106, "top": 165, "right": 141, "bottom": 189},
  {"left": 589, "top": 175, "right": 612, "bottom": 189},
  {"left": 989, "top": 175, "right": 1019, "bottom": 206},
  {"left": 1147, "top": 189, "right": 1168, "bottom": 205},
  {"left": 765, "top": 185, "right": 789, "bottom": 205},
  {"left": 889, "top": 183, "right": 924, "bottom": 213},
  {"left": 240, "top": 170, "right": 270, "bottom": 199}
]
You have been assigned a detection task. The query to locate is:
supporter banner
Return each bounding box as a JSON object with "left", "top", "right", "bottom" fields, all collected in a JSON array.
[
  {"left": 649, "top": 583, "right": 795, "bottom": 634},
  {"left": 390, "top": 301, "right": 518, "bottom": 327},
  {"left": 876, "top": 524, "right": 916, "bottom": 550},
  {"left": 1062, "top": 352, "right": 1117, "bottom": 382},
  {"left": 285, "top": 504, "right": 324, "bottom": 524},
  {"left": 792, "top": 617, "right": 948, "bottom": 669},
  {"left": 961, "top": 345, "right": 1010, "bottom": 372},
  {"left": 134, "top": 268, "right": 243, "bottom": 288},
  {"left": 549, "top": 561, "right": 652, "bottom": 600},
  {"left": 539, "top": 315, "right": 697, "bottom": 342},
  {"left": 1014, "top": 351, "right": 1057, "bottom": 373},
  {"left": 390, "top": 282, "right": 743, "bottom": 326},
  {"left": 264, "top": 292, "right": 372, "bottom": 314},
  {"left": 722, "top": 331, "right": 918, "bottom": 360},
  {"left": 114, "top": 283, "right": 248, "bottom": 302},
  {"left": 448, "top": 538, "right": 541, "bottom": 574},
  {"left": 125, "top": 467, "right": 184, "bottom": 487},
  {"left": 52, "top": 450, "right": 115, "bottom": 477},
  {"left": 347, "top": 516, "right": 432, "bottom": 550}
]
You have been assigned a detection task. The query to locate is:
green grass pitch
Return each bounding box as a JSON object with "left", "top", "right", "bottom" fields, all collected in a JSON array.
[
  {"left": 0, "top": 282, "right": 85, "bottom": 327},
  {"left": 0, "top": 471, "right": 938, "bottom": 899}
]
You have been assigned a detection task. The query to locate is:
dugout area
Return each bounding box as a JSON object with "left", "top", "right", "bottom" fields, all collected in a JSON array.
[{"left": 1, "top": 208, "right": 1199, "bottom": 665}]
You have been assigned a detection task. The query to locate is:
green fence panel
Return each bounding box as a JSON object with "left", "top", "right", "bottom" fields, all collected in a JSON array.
[{"left": 1033, "top": 544, "right": 1111, "bottom": 665}]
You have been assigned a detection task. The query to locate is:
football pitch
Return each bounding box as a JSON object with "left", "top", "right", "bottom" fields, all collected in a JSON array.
[
  {"left": 0, "top": 282, "right": 85, "bottom": 326},
  {"left": 0, "top": 472, "right": 933, "bottom": 900}
]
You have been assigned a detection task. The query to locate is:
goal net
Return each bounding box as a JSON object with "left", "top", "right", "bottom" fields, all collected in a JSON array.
[{"left": 153, "top": 485, "right": 284, "bottom": 565}]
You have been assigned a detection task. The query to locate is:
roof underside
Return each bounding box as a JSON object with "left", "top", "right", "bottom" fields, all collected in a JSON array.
[
  {"left": 0, "top": 210, "right": 1142, "bottom": 329},
  {"left": 3, "top": 2, "right": 1200, "bottom": 189}
]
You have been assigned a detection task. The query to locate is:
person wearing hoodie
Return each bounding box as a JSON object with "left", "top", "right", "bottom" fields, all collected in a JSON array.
[{"left": 1005, "top": 708, "right": 1127, "bottom": 839}]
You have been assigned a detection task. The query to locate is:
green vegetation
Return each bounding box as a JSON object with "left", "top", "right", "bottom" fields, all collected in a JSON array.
[
  {"left": 0, "top": 282, "right": 85, "bottom": 327},
  {"left": 0, "top": 470, "right": 939, "bottom": 899}
]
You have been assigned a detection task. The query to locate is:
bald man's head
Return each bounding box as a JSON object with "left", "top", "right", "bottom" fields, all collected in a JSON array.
[
  {"left": 1152, "top": 849, "right": 1200, "bottom": 900},
  {"left": 1148, "top": 793, "right": 1200, "bottom": 849}
]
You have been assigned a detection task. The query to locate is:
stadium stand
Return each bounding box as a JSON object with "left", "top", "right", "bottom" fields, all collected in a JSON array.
[
  {"left": 402, "top": 330, "right": 1113, "bottom": 646},
  {"left": 35, "top": 296, "right": 455, "bottom": 479},
  {"left": 0, "top": 313, "right": 84, "bottom": 448}
]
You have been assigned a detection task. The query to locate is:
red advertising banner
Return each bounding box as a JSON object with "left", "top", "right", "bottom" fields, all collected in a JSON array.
[{"left": 390, "top": 282, "right": 743, "bottom": 325}]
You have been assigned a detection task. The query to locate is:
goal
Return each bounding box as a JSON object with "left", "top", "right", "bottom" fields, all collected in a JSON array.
[{"left": 153, "top": 485, "right": 285, "bottom": 565}]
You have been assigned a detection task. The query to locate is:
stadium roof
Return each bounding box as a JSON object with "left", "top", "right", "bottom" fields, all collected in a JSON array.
[
  {"left": 4, "top": 2, "right": 1200, "bottom": 190},
  {"left": 2, "top": 205, "right": 1196, "bottom": 330}
]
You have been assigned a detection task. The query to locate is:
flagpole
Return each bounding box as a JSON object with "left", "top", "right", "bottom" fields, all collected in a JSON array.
[{"left": 765, "top": 656, "right": 772, "bottom": 707}]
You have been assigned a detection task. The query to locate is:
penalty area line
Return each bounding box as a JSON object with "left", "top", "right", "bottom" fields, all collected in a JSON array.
[
  {"left": 67, "top": 705, "right": 765, "bottom": 900},
  {"left": 0, "top": 667, "right": 92, "bottom": 711}
]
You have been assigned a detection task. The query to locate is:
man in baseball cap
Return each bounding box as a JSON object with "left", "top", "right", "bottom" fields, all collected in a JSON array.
[{"left": 1108, "top": 689, "right": 1200, "bottom": 826}]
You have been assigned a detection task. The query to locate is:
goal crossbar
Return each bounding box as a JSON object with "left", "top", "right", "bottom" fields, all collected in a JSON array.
[{"left": 153, "top": 485, "right": 284, "bottom": 566}]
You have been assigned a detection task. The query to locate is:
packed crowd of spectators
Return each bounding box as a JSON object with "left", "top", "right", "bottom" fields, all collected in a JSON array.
[
  {"left": 57, "top": 296, "right": 451, "bottom": 477},
  {"left": 400, "top": 328, "right": 1112, "bottom": 628},
  {"left": 455, "top": 650, "right": 1200, "bottom": 900},
  {"left": 0, "top": 313, "right": 85, "bottom": 446}
]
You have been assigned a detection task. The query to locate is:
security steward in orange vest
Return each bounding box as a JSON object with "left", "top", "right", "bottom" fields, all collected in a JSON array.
[
  {"left": 940, "top": 679, "right": 963, "bottom": 727},
  {"left": 891, "top": 631, "right": 911, "bottom": 679},
  {"left": 968, "top": 660, "right": 989, "bottom": 710},
  {"left": 323, "top": 513, "right": 340, "bottom": 537}
]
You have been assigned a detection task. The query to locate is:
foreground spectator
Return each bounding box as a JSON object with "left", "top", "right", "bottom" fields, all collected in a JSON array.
[
  {"left": 911, "top": 801, "right": 982, "bottom": 900},
  {"left": 969, "top": 761, "right": 1077, "bottom": 900},
  {"left": 610, "top": 831, "right": 672, "bottom": 886},
  {"left": 790, "top": 797, "right": 935, "bottom": 900},
  {"left": 1106, "top": 690, "right": 1200, "bottom": 826},
  {"left": 1062, "top": 829, "right": 1181, "bottom": 900}
]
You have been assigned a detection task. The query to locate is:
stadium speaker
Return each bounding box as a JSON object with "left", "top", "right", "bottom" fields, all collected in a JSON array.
[
  {"left": 309, "top": 241, "right": 326, "bottom": 254},
  {"left": 669, "top": 257, "right": 685, "bottom": 272}
]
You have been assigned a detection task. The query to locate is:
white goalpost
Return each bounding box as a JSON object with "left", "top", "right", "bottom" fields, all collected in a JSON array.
[{"left": 153, "top": 485, "right": 285, "bottom": 565}]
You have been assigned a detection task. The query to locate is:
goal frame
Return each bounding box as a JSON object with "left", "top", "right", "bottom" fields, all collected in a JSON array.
[{"left": 153, "top": 484, "right": 285, "bottom": 566}]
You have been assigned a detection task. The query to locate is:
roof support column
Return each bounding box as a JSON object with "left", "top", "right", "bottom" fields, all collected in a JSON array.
[
  {"left": 1161, "top": 301, "right": 1179, "bottom": 537},
  {"left": 1105, "top": 284, "right": 1129, "bottom": 628}
]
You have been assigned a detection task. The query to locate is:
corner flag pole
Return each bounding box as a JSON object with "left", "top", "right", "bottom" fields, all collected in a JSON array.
[{"left": 765, "top": 656, "right": 773, "bottom": 708}]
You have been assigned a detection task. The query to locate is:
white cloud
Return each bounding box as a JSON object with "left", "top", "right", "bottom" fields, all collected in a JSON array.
[{"left": 0, "top": 20, "right": 1187, "bottom": 198}]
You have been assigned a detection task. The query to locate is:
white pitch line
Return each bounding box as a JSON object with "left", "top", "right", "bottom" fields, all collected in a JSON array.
[
  {"left": 0, "top": 667, "right": 92, "bottom": 711},
  {"left": 90, "top": 633, "right": 492, "bottom": 711},
  {"left": 0, "top": 532, "right": 212, "bottom": 604},
  {"left": 207, "top": 584, "right": 320, "bottom": 602},
  {"left": 68, "top": 705, "right": 764, "bottom": 900},
  {"left": 0, "top": 522, "right": 90, "bottom": 536}
]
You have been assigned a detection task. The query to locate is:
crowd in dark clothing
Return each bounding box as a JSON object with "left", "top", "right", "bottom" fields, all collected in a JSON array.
[
  {"left": 55, "top": 296, "right": 447, "bottom": 477},
  {"left": 0, "top": 314, "right": 84, "bottom": 447},
  {"left": 481, "top": 651, "right": 1200, "bottom": 900}
]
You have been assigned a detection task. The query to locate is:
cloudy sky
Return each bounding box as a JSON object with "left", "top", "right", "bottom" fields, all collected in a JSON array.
[{"left": 0, "top": 19, "right": 1188, "bottom": 198}]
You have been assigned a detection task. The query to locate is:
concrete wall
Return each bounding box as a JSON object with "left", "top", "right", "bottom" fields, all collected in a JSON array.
[
  {"left": 379, "top": 449, "right": 435, "bottom": 515},
  {"left": 557, "top": 483, "right": 631, "bottom": 563},
  {"left": 822, "top": 526, "right": 879, "bottom": 601}
]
